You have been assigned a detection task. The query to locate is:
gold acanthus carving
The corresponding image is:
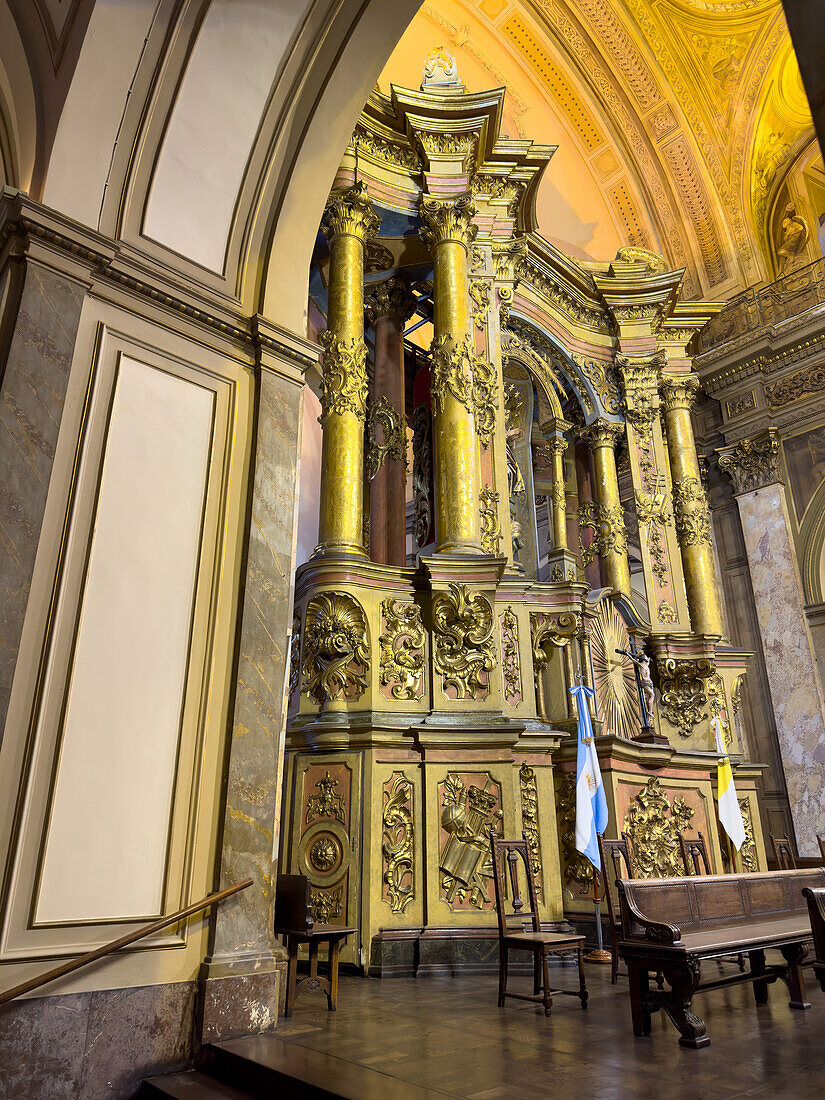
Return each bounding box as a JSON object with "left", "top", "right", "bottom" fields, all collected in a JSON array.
[
  {"left": 318, "top": 331, "right": 369, "bottom": 424},
  {"left": 660, "top": 372, "right": 700, "bottom": 413},
  {"left": 432, "top": 583, "right": 496, "bottom": 700},
  {"left": 738, "top": 799, "right": 758, "bottom": 873},
  {"left": 672, "top": 477, "right": 712, "bottom": 546},
  {"left": 412, "top": 404, "right": 433, "bottom": 548},
  {"left": 429, "top": 334, "right": 497, "bottom": 447},
  {"left": 417, "top": 131, "right": 478, "bottom": 158},
  {"left": 353, "top": 126, "right": 420, "bottom": 171},
  {"left": 519, "top": 763, "right": 542, "bottom": 896},
  {"left": 623, "top": 777, "right": 695, "bottom": 879},
  {"left": 557, "top": 773, "right": 595, "bottom": 895},
  {"left": 470, "top": 279, "right": 490, "bottom": 328},
  {"left": 439, "top": 774, "right": 501, "bottom": 910},
  {"left": 382, "top": 773, "right": 414, "bottom": 914},
  {"left": 479, "top": 487, "right": 502, "bottom": 555},
  {"left": 321, "top": 181, "right": 380, "bottom": 243},
  {"left": 501, "top": 607, "right": 521, "bottom": 705},
  {"left": 656, "top": 656, "right": 714, "bottom": 738},
  {"left": 492, "top": 237, "right": 527, "bottom": 280},
  {"left": 379, "top": 599, "right": 425, "bottom": 701},
  {"left": 618, "top": 354, "right": 665, "bottom": 437},
  {"left": 716, "top": 430, "right": 781, "bottom": 495},
  {"left": 634, "top": 489, "right": 672, "bottom": 585},
  {"left": 367, "top": 396, "right": 407, "bottom": 480},
  {"left": 575, "top": 357, "right": 622, "bottom": 416},
  {"left": 364, "top": 277, "right": 417, "bottom": 328},
  {"left": 302, "top": 593, "right": 370, "bottom": 705},
  {"left": 498, "top": 285, "right": 513, "bottom": 328},
  {"left": 578, "top": 501, "right": 628, "bottom": 565},
  {"left": 657, "top": 600, "right": 678, "bottom": 625},
  {"left": 419, "top": 194, "right": 478, "bottom": 250},
  {"left": 766, "top": 364, "right": 825, "bottom": 409},
  {"left": 580, "top": 418, "right": 625, "bottom": 451}
]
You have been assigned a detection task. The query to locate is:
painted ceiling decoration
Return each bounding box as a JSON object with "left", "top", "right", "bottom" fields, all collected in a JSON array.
[{"left": 377, "top": 0, "right": 817, "bottom": 299}]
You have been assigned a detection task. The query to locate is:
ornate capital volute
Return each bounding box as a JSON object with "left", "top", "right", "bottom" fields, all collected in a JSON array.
[
  {"left": 321, "top": 181, "right": 380, "bottom": 244},
  {"left": 419, "top": 194, "right": 478, "bottom": 251},
  {"left": 716, "top": 429, "right": 782, "bottom": 495},
  {"left": 365, "top": 277, "right": 417, "bottom": 329},
  {"left": 580, "top": 419, "right": 625, "bottom": 451},
  {"left": 660, "top": 372, "right": 700, "bottom": 414}
]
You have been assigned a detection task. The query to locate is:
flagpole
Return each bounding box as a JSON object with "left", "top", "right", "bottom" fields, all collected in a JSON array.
[{"left": 585, "top": 841, "right": 612, "bottom": 965}]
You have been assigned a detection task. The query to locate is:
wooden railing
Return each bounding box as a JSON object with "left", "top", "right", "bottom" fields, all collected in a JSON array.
[{"left": 0, "top": 878, "right": 253, "bottom": 1007}]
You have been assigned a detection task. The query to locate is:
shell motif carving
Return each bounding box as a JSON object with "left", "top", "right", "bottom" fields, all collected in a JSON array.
[
  {"left": 301, "top": 592, "right": 370, "bottom": 704},
  {"left": 432, "top": 583, "right": 495, "bottom": 700}
]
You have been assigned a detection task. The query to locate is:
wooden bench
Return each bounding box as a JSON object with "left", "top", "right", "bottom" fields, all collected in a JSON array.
[
  {"left": 616, "top": 867, "right": 825, "bottom": 1048},
  {"left": 803, "top": 886, "right": 825, "bottom": 992}
]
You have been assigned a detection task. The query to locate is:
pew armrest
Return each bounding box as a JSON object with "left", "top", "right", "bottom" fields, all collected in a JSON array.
[
  {"left": 617, "top": 880, "right": 682, "bottom": 946},
  {"left": 803, "top": 886, "right": 825, "bottom": 960}
]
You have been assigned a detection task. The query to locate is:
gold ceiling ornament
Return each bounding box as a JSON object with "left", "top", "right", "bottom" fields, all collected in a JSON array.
[
  {"left": 557, "top": 773, "right": 595, "bottom": 896},
  {"left": 321, "top": 181, "right": 381, "bottom": 244},
  {"left": 590, "top": 600, "right": 643, "bottom": 740},
  {"left": 367, "top": 395, "right": 407, "bottom": 480},
  {"left": 318, "top": 331, "right": 369, "bottom": 424},
  {"left": 479, "top": 487, "right": 502, "bottom": 555},
  {"left": 470, "top": 279, "right": 491, "bottom": 328},
  {"left": 765, "top": 363, "right": 825, "bottom": 409},
  {"left": 302, "top": 592, "right": 370, "bottom": 705},
  {"left": 419, "top": 193, "right": 478, "bottom": 251},
  {"left": 432, "top": 583, "right": 496, "bottom": 700},
  {"left": 672, "top": 477, "right": 712, "bottom": 547},
  {"left": 656, "top": 656, "right": 714, "bottom": 738},
  {"left": 501, "top": 607, "right": 522, "bottom": 705},
  {"left": 716, "top": 429, "right": 782, "bottom": 495},
  {"left": 305, "top": 771, "right": 347, "bottom": 826},
  {"left": 623, "top": 777, "right": 695, "bottom": 880},
  {"left": 379, "top": 598, "right": 425, "bottom": 702},
  {"left": 382, "top": 772, "right": 415, "bottom": 914},
  {"left": 519, "top": 763, "right": 543, "bottom": 896}
]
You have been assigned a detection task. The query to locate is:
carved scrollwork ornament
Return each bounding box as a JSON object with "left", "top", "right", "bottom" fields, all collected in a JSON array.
[
  {"left": 321, "top": 181, "right": 380, "bottom": 243},
  {"left": 623, "top": 777, "right": 695, "bottom": 878},
  {"left": 498, "top": 285, "right": 513, "bottom": 328},
  {"left": 579, "top": 501, "right": 628, "bottom": 564},
  {"left": 367, "top": 396, "right": 407, "bottom": 480},
  {"left": 379, "top": 599, "right": 425, "bottom": 701},
  {"left": 501, "top": 607, "right": 521, "bottom": 704},
  {"left": 492, "top": 236, "right": 528, "bottom": 281},
  {"left": 472, "top": 354, "right": 498, "bottom": 446},
  {"left": 429, "top": 333, "right": 474, "bottom": 415},
  {"left": 558, "top": 773, "right": 595, "bottom": 895},
  {"left": 656, "top": 656, "right": 714, "bottom": 737},
  {"left": 737, "top": 799, "right": 758, "bottom": 872},
  {"left": 479, "top": 487, "right": 502, "bottom": 555},
  {"left": 311, "top": 887, "right": 342, "bottom": 923},
  {"left": 419, "top": 193, "right": 478, "bottom": 251},
  {"left": 383, "top": 773, "right": 415, "bottom": 913},
  {"left": 519, "top": 763, "right": 542, "bottom": 894},
  {"left": 302, "top": 592, "right": 370, "bottom": 704},
  {"left": 318, "top": 331, "right": 369, "bottom": 423},
  {"left": 412, "top": 404, "right": 433, "bottom": 548},
  {"left": 575, "top": 357, "right": 622, "bottom": 416},
  {"left": 672, "top": 477, "right": 712, "bottom": 546},
  {"left": 470, "top": 280, "right": 490, "bottom": 328},
  {"left": 432, "top": 583, "right": 496, "bottom": 700}
]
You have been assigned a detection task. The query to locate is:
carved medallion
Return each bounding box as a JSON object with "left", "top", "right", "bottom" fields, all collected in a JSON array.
[{"left": 309, "top": 835, "right": 341, "bottom": 873}]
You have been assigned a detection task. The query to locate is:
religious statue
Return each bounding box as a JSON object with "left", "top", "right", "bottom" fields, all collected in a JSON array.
[
  {"left": 618, "top": 647, "right": 656, "bottom": 722},
  {"left": 776, "top": 201, "right": 809, "bottom": 274}
]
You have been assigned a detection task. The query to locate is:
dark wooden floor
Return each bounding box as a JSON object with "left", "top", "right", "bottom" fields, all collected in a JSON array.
[{"left": 266, "top": 961, "right": 825, "bottom": 1099}]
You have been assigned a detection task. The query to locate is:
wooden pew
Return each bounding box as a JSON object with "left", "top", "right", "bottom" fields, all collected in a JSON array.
[
  {"left": 803, "top": 886, "right": 825, "bottom": 992},
  {"left": 616, "top": 868, "right": 825, "bottom": 1048}
]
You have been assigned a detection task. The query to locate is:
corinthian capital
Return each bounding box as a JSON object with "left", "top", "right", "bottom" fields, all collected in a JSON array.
[
  {"left": 716, "top": 429, "right": 781, "bottom": 495},
  {"left": 321, "top": 182, "right": 380, "bottom": 244},
  {"left": 580, "top": 419, "right": 625, "bottom": 450},
  {"left": 419, "top": 194, "right": 478, "bottom": 251},
  {"left": 364, "top": 277, "right": 417, "bottom": 328},
  {"left": 660, "top": 372, "right": 700, "bottom": 413}
]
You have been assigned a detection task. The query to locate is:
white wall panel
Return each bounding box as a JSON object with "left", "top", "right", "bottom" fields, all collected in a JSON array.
[{"left": 35, "top": 356, "right": 214, "bottom": 924}]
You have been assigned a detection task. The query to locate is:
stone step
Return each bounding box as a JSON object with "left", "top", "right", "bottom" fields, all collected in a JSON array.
[{"left": 141, "top": 1070, "right": 252, "bottom": 1099}]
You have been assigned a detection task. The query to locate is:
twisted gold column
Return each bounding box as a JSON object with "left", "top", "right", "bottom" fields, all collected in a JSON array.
[
  {"left": 316, "top": 183, "right": 379, "bottom": 557},
  {"left": 581, "top": 420, "right": 631, "bottom": 597},
  {"left": 420, "top": 194, "right": 483, "bottom": 554},
  {"left": 660, "top": 374, "right": 724, "bottom": 636}
]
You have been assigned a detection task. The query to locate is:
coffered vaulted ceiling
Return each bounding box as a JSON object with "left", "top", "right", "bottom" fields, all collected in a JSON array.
[{"left": 379, "top": 0, "right": 816, "bottom": 299}]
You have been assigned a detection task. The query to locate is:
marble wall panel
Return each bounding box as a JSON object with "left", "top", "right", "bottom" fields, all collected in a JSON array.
[
  {"left": 0, "top": 264, "right": 85, "bottom": 744},
  {"left": 737, "top": 483, "right": 825, "bottom": 855}
]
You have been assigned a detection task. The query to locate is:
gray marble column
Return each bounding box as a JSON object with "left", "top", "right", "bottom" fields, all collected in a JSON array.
[
  {"left": 718, "top": 429, "right": 825, "bottom": 855},
  {"left": 0, "top": 192, "right": 112, "bottom": 745},
  {"left": 199, "top": 319, "right": 313, "bottom": 1040}
]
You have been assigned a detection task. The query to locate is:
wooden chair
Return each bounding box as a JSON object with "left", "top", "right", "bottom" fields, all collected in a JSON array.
[
  {"left": 273, "top": 873, "right": 356, "bottom": 1017},
  {"left": 771, "top": 835, "right": 796, "bottom": 869},
  {"left": 679, "top": 832, "right": 711, "bottom": 876},
  {"left": 598, "top": 833, "right": 633, "bottom": 985},
  {"left": 490, "top": 832, "right": 588, "bottom": 1016}
]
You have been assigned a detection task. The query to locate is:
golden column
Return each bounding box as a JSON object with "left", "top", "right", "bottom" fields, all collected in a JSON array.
[
  {"left": 581, "top": 420, "right": 631, "bottom": 597},
  {"left": 660, "top": 374, "right": 724, "bottom": 636},
  {"left": 316, "top": 182, "right": 380, "bottom": 557},
  {"left": 543, "top": 420, "right": 571, "bottom": 552},
  {"left": 365, "top": 277, "right": 416, "bottom": 567},
  {"left": 419, "top": 194, "right": 483, "bottom": 554}
]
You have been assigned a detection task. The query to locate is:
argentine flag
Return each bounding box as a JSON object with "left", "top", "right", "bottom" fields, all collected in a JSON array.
[
  {"left": 571, "top": 685, "right": 608, "bottom": 870},
  {"left": 714, "top": 715, "right": 746, "bottom": 851}
]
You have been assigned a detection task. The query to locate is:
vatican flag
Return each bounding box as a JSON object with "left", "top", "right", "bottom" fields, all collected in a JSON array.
[{"left": 714, "top": 716, "right": 746, "bottom": 851}]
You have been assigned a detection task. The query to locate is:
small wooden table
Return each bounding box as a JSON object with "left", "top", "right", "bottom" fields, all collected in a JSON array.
[
  {"left": 274, "top": 874, "right": 356, "bottom": 1017},
  {"left": 616, "top": 867, "right": 825, "bottom": 1047}
]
